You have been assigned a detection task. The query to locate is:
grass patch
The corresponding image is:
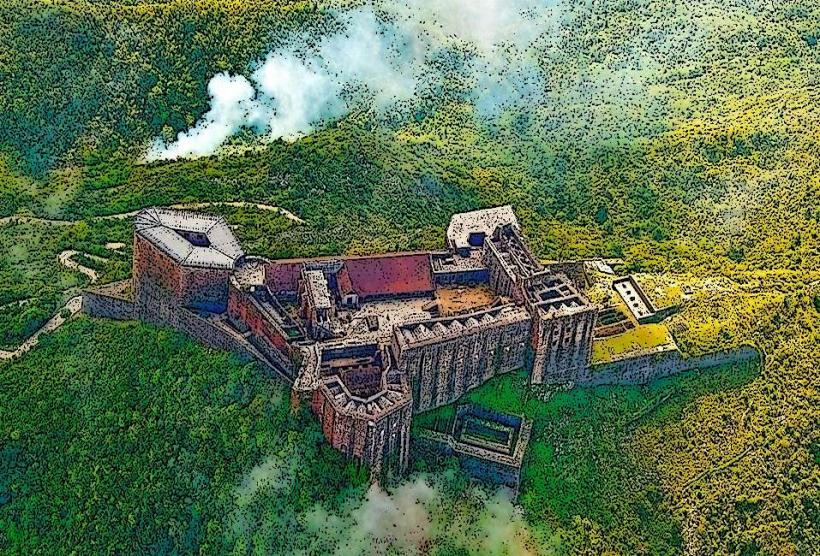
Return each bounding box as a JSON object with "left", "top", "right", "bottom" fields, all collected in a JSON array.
[
  {"left": 412, "top": 359, "right": 759, "bottom": 554},
  {"left": 592, "top": 323, "right": 675, "bottom": 363}
]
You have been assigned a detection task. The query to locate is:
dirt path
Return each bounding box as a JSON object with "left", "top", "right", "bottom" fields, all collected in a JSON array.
[
  {"left": 58, "top": 250, "right": 106, "bottom": 283},
  {"left": 0, "top": 201, "right": 305, "bottom": 362},
  {"left": 0, "top": 201, "right": 305, "bottom": 226},
  {"left": 0, "top": 298, "right": 32, "bottom": 311},
  {"left": 0, "top": 296, "right": 83, "bottom": 361},
  {"left": 118, "top": 201, "right": 306, "bottom": 224}
]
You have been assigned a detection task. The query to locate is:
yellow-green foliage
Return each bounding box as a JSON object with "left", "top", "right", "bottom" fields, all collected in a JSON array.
[
  {"left": 592, "top": 323, "right": 675, "bottom": 363},
  {"left": 0, "top": 0, "right": 818, "bottom": 553},
  {"left": 632, "top": 275, "right": 820, "bottom": 555}
]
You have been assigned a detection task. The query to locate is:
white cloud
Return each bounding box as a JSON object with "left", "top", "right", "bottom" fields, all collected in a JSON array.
[{"left": 145, "top": 2, "right": 563, "bottom": 161}]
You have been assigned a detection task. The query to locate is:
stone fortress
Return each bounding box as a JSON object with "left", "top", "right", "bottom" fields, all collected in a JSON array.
[{"left": 82, "top": 205, "right": 758, "bottom": 482}]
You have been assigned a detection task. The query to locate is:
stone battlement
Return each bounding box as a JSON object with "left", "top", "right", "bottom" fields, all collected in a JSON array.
[{"left": 86, "top": 205, "right": 648, "bottom": 482}]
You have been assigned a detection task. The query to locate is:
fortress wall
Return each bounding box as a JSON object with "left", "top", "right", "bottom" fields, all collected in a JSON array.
[
  {"left": 179, "top": 266, "right": 231, "bottom": 313},
  {"left": 81, "top": 288, "right": 135, "bottom": 321},
  {"left": 482, "top": 243, "right": 519, "bottom": 301},
  {"left": 311, "top": 388, "right": 413, "bottom": 476},
  {"left": 413, "top": 427, "right": 526, "bottom": 491},
  {"left": 174, "top": 308, "right": 255, "bottom": 361},
  {"left": 363, "top": 402, "right": 413, "bottom": 477},
  {"left": 134, "top": 234, "right": 183, "bottom": 305},
  {"left": 580, "top": 345, "right": 760, "bottom": 386},
  {"left": 530, "top": 306, "right": 597, "bottom": 385},
  {"left": 395, "top": 317, "right": 530, "bottom": 413},
  {"left": 86, "top": 280, "right": 260, "bottom": 367},
  {"left": 228, "top": 286, "right": 292, "bottom": 353}
]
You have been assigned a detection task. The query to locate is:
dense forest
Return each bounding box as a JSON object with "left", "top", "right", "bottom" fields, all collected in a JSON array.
[{"left": 1, "top": 0, "right": 818, "bottom": 554}]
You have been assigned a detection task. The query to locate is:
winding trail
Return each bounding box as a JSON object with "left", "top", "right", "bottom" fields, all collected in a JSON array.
[
  {"left": 0, "top": 202, "right": 304, "bottom": 227},
  {"left": 0, "top": 202, "right": 306, "bottom": 362},
  {"left": 0, "top": 296, "right": 83, "bottom": 361},
  {"left": 58, "top": 250, "right": 107, "bottom": 283}
]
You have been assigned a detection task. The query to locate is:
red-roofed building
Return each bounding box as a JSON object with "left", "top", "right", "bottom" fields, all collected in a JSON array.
[
  {"left": 264, "top": 260, "right": 304, "bottom": 296},
  {"left": 336, "top": 265, "right": 357, "bottom": 307},
  {"left": 263, "top": 252, "right": 435, "bottom": 303},
  {"left": 342, "top": 252, "right": 434, "bottom": 299}
]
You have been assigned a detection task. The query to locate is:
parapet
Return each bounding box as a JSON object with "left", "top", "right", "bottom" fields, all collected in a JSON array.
[
  {"left": 415, "top": 404, "right": 532, "bottom": 491},
  {"left": 135, "top": 207, "right": 243, "bottom": 269},
  {"left": 394, "top": 304, "right": 531, "bottom": 349}
]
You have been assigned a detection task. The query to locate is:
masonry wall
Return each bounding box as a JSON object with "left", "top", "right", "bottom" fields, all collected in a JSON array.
[
  {"left": 432, "top": 268, "right": 490, "bottom": 286},
  {"left": 134, "top": 234, "right": 183, "bottom": 309},
  {"left": 579, "top": 345, "right": 760, "bottom": 386},
  {"left": 394, "top": 319, "right": 531, "bottom": 413},
  {"left": 174, "top": 309, "right": 251, "bottom": 356},
  {"left": 530, "top": 306, "right": 597, "bottom": 385},
  {"left": 482, "top": 243, "right": 519, "bottom": 301},
  {"left": 82, "top": 287, "right": 134, "bottom": 321},
  {"left": 414, "top": 431, "right": 523, "bottom": 490},
  {"left": 546, "top": 261, "right": 588, "bottom": 290},
  {"left": 311, "top": 388, "right": 413, "bottom": 476},
  {"left": 228, "top": 286, "right": 298, "bottom": 376},
  {"left": 179, "top": 266, "right": 231, "bottom": 313},
  {"left": 227, "top": 286, "right": 291, "bottom": 353}
]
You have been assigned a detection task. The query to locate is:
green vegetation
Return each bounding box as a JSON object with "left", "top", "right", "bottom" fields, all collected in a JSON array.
[
  {"left": 591, "top": 323, "right": 674, "bottom": 363},
  {"left": 0, "top": 317, "right": 368, "bottom": 553},
  {"left": 0, "top": 0, "right": 818, "bottom": 553},
  {"left": 0, "top": 0, "right": 318, "bottom": 176},
  {"left": 414, "top": 359, "right": 763, "bottom": 555}
]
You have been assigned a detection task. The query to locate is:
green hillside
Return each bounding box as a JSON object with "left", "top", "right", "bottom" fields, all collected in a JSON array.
[{"left": 1, "top": 0, "right": 818, "bottom": 554}]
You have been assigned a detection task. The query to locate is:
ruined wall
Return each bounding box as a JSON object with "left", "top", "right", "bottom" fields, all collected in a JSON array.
[
  {"left": 530, "top": 306, "right": 597, "bottom": 385},
  {"left": 413, "top": 406, "right": 531, "bottom": 491},
  {"left": 394, "top": 317, "right": 530, "bottom": 413},
  {"left": 546, "top": 261, "right": 588, "bottom": 290},
  {"left": 227, "top": 285, "right": 296, "bottom": 376},
  {"left": 482, "top": 242, "right": 519, "bottom": 301},
  {"left": 415, "top": 430, "right": 524, "bottom": 490},
  {"left": 579, "top": 345, "right": 760, "bottom": 386}
]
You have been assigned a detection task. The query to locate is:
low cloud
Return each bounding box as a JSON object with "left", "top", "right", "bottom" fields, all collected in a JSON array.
[{"left": 146, "top": 1, "right": 562, "bottom": 161}]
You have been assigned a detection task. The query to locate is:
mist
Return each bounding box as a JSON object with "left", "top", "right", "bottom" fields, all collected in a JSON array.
[
  {"left": 304, "top": 477, "right": 546, "bottom": 555},
  {"left": 146, "top": 1, "right": 562, "bottom": 161},
  {"left": 226, "top": 444, "right": 559, "bottom": 555}
]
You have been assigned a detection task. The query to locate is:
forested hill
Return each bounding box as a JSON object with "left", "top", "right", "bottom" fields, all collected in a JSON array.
[
  {"left": 0, "top": 0, "right": 319, "bottom": 175},
  {"left": 0, "top": 2, "right": 818, "bottom": 554},
  {"left": 1, "top": 0, "right": 818, "bottom": 272}
]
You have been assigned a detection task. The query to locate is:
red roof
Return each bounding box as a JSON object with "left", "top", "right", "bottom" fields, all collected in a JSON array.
[
  {"left": 337, "top": 266, "right": 355, "bottom": 295},
  {"left": 264, "top": 252, "right": 434, "bottom": 299},
  {"left": 343, "top": 253, "right": 434, "bottom": 298},
  {"left": 265, "top": 260, "right": 303, "bottom": 294}
]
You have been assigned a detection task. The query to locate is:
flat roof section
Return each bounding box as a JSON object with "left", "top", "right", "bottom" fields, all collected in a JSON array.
[
  {"left": 613, "top": 276, "right": 656, "bottom": 321},
  {"left": 304, "top": 269, "right": 332, "bottom": 310},
  {"left": 446, "top": 205, "right": 519, "bottom": 251}
]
